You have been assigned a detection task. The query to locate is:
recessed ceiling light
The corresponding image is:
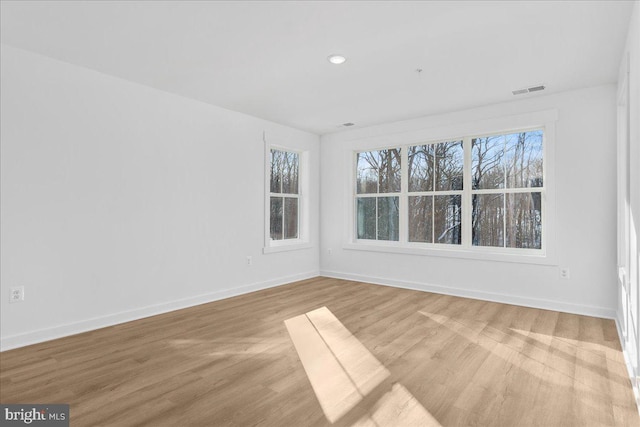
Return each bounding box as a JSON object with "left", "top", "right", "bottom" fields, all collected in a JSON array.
[{"left": 328, "top": 54, "right": 347, "bottom": 65}]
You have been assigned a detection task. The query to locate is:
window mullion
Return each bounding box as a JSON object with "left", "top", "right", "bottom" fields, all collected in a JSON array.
[
  {"left": 399, "top": 146, "right": 408, "bottom": 243},
  {"left": 375, "top": 197, "right": 379, "bottom": 240},
  {"left": 462, "top": 137, "right": 473, "bottom": 248},
  {"left": 375, "top": 151, "right": 379, "bottom": 240},
  {"left": 502, "top": 135, "right": 507, "bottom": 249},
  {"left": 503, "top": 192, "right": 507, "bottom": 248},
  {"left": 353, "top": 152, "right": 357, "bottom": 242},
  {"left": 431, "top": 194, "right": 435, "bottom": 244}
]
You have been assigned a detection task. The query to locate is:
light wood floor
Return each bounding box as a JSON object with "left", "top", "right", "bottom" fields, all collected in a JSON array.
[{"left": 1, "top": 277, "right": 638, "bottom": 426}]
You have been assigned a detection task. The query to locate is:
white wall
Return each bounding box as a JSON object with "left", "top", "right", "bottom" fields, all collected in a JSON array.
[
  {"left": 320, "top": 84, "right": 618, "bottom": 318},
  {"left": 0, "top": 45, "right": 320, "bottom": 350},
  {"left": 616, "top": 0, "right": 640, "bottom": 405}
]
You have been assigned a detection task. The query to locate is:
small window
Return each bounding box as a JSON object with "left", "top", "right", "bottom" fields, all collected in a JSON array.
[{"left": 269, "top": 149, "right": 299, "bottom": 241}]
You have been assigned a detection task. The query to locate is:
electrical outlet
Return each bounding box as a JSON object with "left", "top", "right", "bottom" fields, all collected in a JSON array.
[
  {"left": 559, "top": 268, "right": 570, "bottom": 279},
  {"left": 246, "top": 256, "right": 252, "bottom": 266},
  {"left": 327, "top": 248, "right": 333, "bottom": 255},
  {"left": 10, "top": 286, "right": 24, "bottom": 303}
]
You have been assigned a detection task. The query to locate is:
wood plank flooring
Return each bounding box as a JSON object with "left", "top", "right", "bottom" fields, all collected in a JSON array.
[{"left": 1, "top": 277, "right": 638, "bottom": 426}]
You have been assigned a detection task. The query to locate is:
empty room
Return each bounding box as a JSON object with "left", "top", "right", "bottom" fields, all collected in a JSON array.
[{"left": 1, "top": 1, "right": 639, "bottom": 426}]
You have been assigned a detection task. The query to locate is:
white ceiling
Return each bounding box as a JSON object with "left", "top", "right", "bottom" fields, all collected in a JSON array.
[{"left": 0, "top": 1, "right": 634, "bottom": 135}]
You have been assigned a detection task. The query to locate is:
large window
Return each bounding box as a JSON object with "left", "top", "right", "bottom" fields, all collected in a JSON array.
[
  {"left": 270, "top": 149, "right": 299, "bottom": 241},
  {"left": 354, "top": 129, "right": 544, "bottom": 252}
]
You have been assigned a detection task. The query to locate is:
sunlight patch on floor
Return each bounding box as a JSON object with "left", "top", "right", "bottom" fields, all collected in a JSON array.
[
  {"left": 285, "top": 307, "right": 389, "bottom": 422},
  {"left": 286, "top": 306, "right": 440, "bottom": 426},
  {"left": 417, "top": 310, "right": 624, "bottom": 395}
]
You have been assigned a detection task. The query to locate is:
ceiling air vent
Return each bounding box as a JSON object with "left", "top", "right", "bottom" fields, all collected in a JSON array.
[{"left": 512, "top": 84, "right": 546, "bottom": 95}]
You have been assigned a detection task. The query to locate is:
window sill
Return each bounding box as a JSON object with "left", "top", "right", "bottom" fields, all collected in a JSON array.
[
  {"left": 343, "top": 242, "right": 557, "bottom": 266},
  {"left": 263, "top": 242, "right": 313, "bottom": 254}
]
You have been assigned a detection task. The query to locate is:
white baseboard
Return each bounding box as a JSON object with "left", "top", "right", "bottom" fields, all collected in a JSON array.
[
  {"left": 320, "top": 270, "right": 617, "bottom": 319},
  {"left": 0, "top": 270, "right": 320, "bottom": 352}
]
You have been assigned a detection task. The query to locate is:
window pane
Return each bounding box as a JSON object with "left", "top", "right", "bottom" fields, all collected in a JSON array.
[
  {"left": 435, "top": 141, "right": 464, "bottom": 191},
  {"left": 434, "top": 195, "right": 462, "bottom": 244},
  {"left": 282, "top": 151, "right": 299, "bottom": 194},
  {"left": 356, "top": 198, "right": 376, "bottom": 239},
  {"left": 378, "top": 149, "right": 401, "bottom": 193},
  {"left": 504, "top": 131, "right": 543, "bottom": 188},
  {"left": 377, "top": 197, "right": 399, "bottom": 241},
  {"left": 506, "top": 192, "right": 542, "bottom": 249},
  {"left": 472, "top": 136, "right": 505, "bottom": 190},
  {"left": 408, "top": 145, "right": 434, "bottom": 192},
  {"left": 408, "top": 196, "right": 433, "bottom": 243},
  {"left": 284, "top": 197, "right": 298, "bottom": 239},
  {"left": 356, "top": 151, "right": 379, "bottom": 194},
  {"left": 270, "top": 197, "right": 283, "bottom": 240},
  {"left": 472, "top": 194, "right": 504, "bottom": 247},
  {"left": 357, "top": 149, "right": 401, "bottom": 194},
  {"left": 270, "top": 149, "right": 283, "bottom": 193}
]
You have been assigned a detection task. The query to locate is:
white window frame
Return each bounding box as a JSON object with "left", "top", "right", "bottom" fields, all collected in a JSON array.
[
  {"left": 263, "top": 143, "right": 311, "bottom": 254},
  {"left": 344, "top": 109, "right": 558, "bottom": 265}
]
